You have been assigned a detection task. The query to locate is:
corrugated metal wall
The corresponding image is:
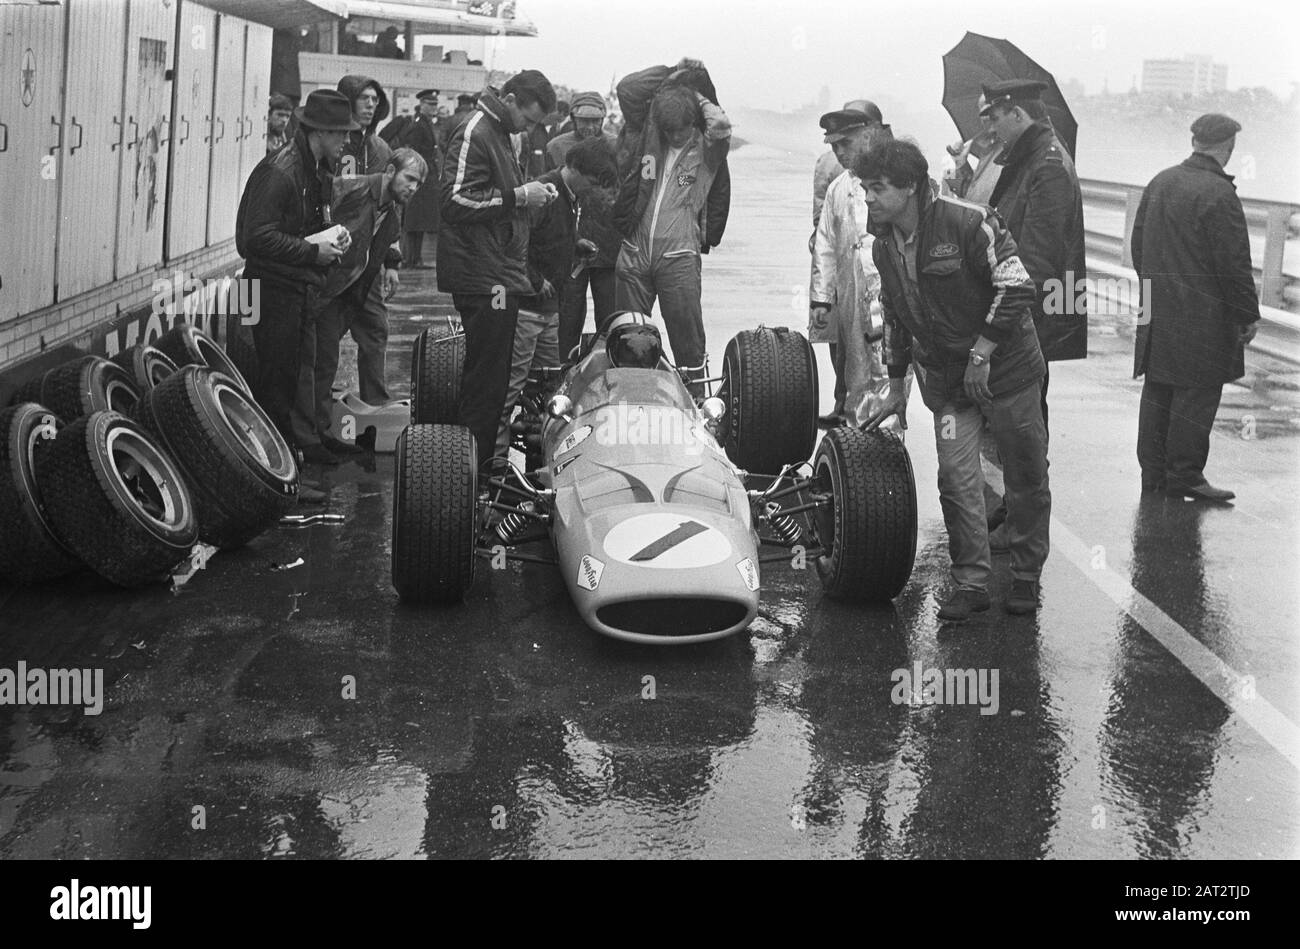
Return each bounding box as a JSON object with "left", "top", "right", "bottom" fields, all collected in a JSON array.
[
  {"left": 205, "top": 12, "right": 243, "bottom": 245},
  {"left": 239, "top": 22, "right": 273, "bottom": 187},
  {"left": 0, "top": 1, "right": 64, "bottom": 321},
  {"left": 166, "top": 0, "right": 217, "bottom": 259}
]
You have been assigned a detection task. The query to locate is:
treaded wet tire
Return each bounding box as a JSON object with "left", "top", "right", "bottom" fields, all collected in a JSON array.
[
  {"left": 0, "top": 404, "right": 83, "bottom": 583},
  {"left": 410, "top": 324, "right": 464, "bottom": 425},
  {"left": 24, "top": 355, "right": 141, "bottom": 422},
  {"left": 811, "top": 426, "right": 917, "bottom": 601},
  {"left": 111, "top": 344, "right": 179, "bottom": 393},
  {"left": 720, "top": 325, "right": 818, "bottom": 474},
  {"left": 137, "top": 366, "right": 298, "bottom": 549},
  {"left": 153, "top": 323, "right": 251, "bottom": 395},
  {"left": 37, "top": 411, "right": 198, "bottom": 587},
  {"left": 392, "top": 423, "right": 477, "bottom": 603}
]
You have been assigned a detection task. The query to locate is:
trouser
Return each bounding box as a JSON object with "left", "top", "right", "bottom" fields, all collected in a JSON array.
[
  {"left": 829, "top": 343, "right": 846, "bottom": 415},
  {"left": 985, "top": 361, "right": 1051, "bottom": 525},
  {"left": 615, "top": 247, "right": 706, "bottom": 376},
  {"left": 931, "top": 378, "right": 1051, "bottom": 591},
  {"left": 250, "top": 278, "right": 320, "bottom": 449},
  {"left": 1137, "top": 379, "right": 1223, "bottom": 487},
  {"left": 402, "top": 231, "right": 436, "bottom": 267},
  {"left": 496, "top": 307, "right": 559, "bottom": 458},
  {"left": 558, "top": 266, "right": 617, "bottom": 360},
  {"left": 453, "top": 292, "right": 521, "bottom": 471},
  {"left": 347, "top": 278, "right": 391, "bottom": 406}
]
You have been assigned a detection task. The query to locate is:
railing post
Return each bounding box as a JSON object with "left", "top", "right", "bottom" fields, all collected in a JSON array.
[
  {"left": 1121, "top": 186, "right": 1143, "bottom": 269},
  {"left": 1259, "top": 206, "right": 1288, "bottom": 309}
]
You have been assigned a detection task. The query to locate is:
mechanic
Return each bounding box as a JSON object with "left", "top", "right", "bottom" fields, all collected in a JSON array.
[
  {"left": 314, "top": 147, "right": 427, "bottom": 456},
  {"left": 495, "top": 136, "right": 618, "bottom": 460},
  {"left": 235, "top": 89, "right": 357, "bottom": 502},
  {"left": 613, "top": 59, "right": 732, "bottom": 396},
  {"left": 438, "top": 69, "right": 559, "bottom": 472},
  {"left": 860, "top": 139, "right": 1050, "bottom": 619}
]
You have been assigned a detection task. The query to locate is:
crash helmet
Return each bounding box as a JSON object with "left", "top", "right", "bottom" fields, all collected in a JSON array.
[{"left": 605, "top": 312, "right": 664, "bottom": 369}]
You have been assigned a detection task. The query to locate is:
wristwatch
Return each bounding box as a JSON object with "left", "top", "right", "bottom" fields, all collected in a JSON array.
[{"left": 968, "top": 350, "right": 989, "bottom": 367}]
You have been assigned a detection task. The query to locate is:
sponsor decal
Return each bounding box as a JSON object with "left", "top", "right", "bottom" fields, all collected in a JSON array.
[
  {"left": 577, "top": 554, "right": 604, "bottom": 591},
  {"left": 677, "top": 171, "right": 696, "bottom": 187},
  {"left": 603, "top": 513, "right": 731, "bottom": 569},
  {"left": 735, "top": 558, "right": 759, "bottom": 591},
  {"left": 557, "top": 424, "right": 593, "bottom": 455},
  {"left": 553, "top": 455, "right": 580, "bottom": 477},
  {"left": 930, "top": 243, "right": 959, "bottom": 257}
]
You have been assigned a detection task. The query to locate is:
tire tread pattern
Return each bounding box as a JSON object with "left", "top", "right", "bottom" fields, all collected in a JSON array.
[{"left": 392, "top": 423, "right": 476, "bottom": 603}]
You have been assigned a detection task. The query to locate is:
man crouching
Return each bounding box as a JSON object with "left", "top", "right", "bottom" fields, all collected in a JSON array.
[{"left": 860, "top": 140, "right": 1050, "bottom": 619}]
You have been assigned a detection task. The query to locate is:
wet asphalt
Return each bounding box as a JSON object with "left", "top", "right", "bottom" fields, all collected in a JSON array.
[{"left": 0, "top": 140, "right": 1297, "bottom": 859}]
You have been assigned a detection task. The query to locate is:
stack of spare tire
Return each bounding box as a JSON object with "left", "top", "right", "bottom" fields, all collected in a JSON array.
[{"left": 0, "top": 325, "right": 299, "bottom": 588}]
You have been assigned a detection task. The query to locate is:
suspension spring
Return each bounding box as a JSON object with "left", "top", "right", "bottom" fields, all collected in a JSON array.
[
  {"left": 496, "top": 502, "right": 536, "bottom": 544},
  {"left": 764, "top": 501, "right": 803, "bottom": 545}
]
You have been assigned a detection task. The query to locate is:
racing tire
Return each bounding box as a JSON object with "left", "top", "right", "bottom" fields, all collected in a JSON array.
[
  {"left": 410, "top": 324, "right": 464, "bottom": 426},
  {"left": 0, "top": 404, "right": 83, "bottom": 583},
  {"left": 153, "top": 323, "right": 251, "bottom": 395},
  {"left": 720, "top": 326, "right": 818, "bottom": 474},
  {"left": 811, "top": 426, "right": 917, "bottom": 601},
  {"left": 20, "top": 355, "right": 141, "bottom": 422},
  {"left": 136, "top": 366, "right": 298, "bottom": 549},
  {"left": 110, "top": 344, "right": 179, "bottom": 393},
  {"left": 37, "top": 411, "right": 199, "bottom": 587},
  {"left": 392, "top": 423, "right": 477, "bottom": 603}
]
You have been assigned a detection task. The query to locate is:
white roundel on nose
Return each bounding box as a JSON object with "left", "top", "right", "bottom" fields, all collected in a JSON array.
[{"left": 603, "top": 513, "right": 732, "bottom": 568}]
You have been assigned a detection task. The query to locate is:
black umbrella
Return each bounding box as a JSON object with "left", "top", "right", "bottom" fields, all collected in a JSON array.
[{"left": 942, "top": 31, "right": 1078, "bottom": 158}]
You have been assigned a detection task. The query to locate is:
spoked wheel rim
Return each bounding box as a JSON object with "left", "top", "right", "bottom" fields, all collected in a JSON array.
[
  {"left": 106, "top": 427, "right": 185, "bottom": 529},
  {"left": 213, "top": 380, "right": 294, "bottom": 479}
]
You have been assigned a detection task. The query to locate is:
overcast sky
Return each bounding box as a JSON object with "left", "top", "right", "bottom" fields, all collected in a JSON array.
[{"left": 490, "top": 0, "right": 1300, "bottom": 109}]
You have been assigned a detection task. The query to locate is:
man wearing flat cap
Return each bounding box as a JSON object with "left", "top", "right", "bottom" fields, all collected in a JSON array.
[
  {"left": 809, "top": 103, "right": 897, "bottom": 427},
  {"left": 981, "top": 77, "right": 1086, "bottom": 545},
  {"left": 545, "top": 92, "right": 620, "bottom": 357},
  {"left": 236, "top": 89, "right": 357, "bottom": 487},
  {"left": 1130, "top": 113, "right": 1260, "bottom": 502}
]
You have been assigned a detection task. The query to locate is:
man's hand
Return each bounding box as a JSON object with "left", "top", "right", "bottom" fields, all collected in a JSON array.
[
  {"left": 516, "top": 180, "right": 556, "bottom": 209},
  {"left": 540, "top": 278, "right": 556, "bottom": 301},
  {"left": 963, "top": 359, "right": 993, "bottom": 408},
  {"left": 862, "top": 381, "right": 908, "bottom": 432},
  {"left": 576, "top": 238, "right": 599, "bottom": 261},
  {"left": 808, "top": 304, "right": 830, "bottom": 333},
  {"left": 676, "top": 57, "right": 705, "bottom": 72},
  {"left": 382, "top": 267, "right": 399, "bottom": 301},
  {"left": 316, "top": 241, "right": 343, "bottom": 265},
  {"left": 1240, "top": 322, "right": 1258, "bottom": 345}
]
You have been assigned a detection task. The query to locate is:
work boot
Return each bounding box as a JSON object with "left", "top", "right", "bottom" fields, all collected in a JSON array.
[
  {"left": 1165, "top": 480, "right": 1234, "bottom": 502},
  {"left": 937, "top": 588, "right": 991, "bottom": 621},
  {"left": 1005, "top": 578, "right": 1041, "bottom": 615}
]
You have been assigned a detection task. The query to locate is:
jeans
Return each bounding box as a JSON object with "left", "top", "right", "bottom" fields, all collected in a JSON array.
[
  {"left": 453, "top": 292, "right": 521, "bottom": 471},
  {"left": 615, "top": 246, "right": 706, "bottom": 372},
  {"left": 496, "top": 307, "right": 559, "bottom": 458},
  {"left": 932, "top": 379, "right": 1051, "bottom": 590},
  {"left": 1136, "top": 379, "right": 1223, "bottom": 488},
  {"left": 250, "top": 277, "right": 320, "bottom": 449},
  {"left": 558, "top": 266, "right": 616, "bottom": 361}
]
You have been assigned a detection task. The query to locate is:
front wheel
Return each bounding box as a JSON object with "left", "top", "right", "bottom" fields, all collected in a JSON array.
[
  {"left": 811, "top": 426, "right": 917, "bottom": 601},
  {"left": 392, "top": 424, "right": 477, "bottom": 603},
  {"left": 719, "top": 326, "right": 818, "bottom": 474},
  {"left": 410, "top": 324, "right": 464, "bottom": 426}
]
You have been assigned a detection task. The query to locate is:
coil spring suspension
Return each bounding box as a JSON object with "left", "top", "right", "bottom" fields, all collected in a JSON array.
[
  {"left": 496, "top": 501, "right": 536, "bottom": 544},
  {"left": 764, "top": 501, "right": 803, "bottom": 545}
]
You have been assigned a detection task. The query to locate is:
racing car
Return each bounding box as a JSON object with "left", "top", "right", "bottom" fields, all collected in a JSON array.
[{"left": 392, "top": 313, "right": 917, "bottom": 644}]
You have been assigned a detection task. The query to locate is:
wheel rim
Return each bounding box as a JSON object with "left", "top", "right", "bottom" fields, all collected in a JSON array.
[
  {"left": 106, "top": 427, "right": 185, "bottom": 529},
  {"left": 812, "top": 449, "right": 838, "bottom": 577},
  {"left": 147, "top": 354, "right": 174, "bottom": 387},
  {"left": 212, "top": 380, "right": 294, "bottom": 479},
  {"left": 104, "top": 378, "right": 138, "bottom": 414},
  {"left": 197, "top": 337, "right": 243, "bottom": 384}
]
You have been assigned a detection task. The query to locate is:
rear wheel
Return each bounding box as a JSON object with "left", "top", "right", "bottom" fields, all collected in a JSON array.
[
  {"left": 392, "top": 423, "right": 477, "bottom": 603},
  {"left": 0, "top": 403, "right": 82, "bottom": 583},
  {"left": 38, "top": 411, "right": 198, "bottom": 587},
  {"left": 410, "top": 324, "right": 464, "bottom": 425},
  {"left": 137, "top": 366, "right": 298, "bottom": 549},
  {"left": 719, "top": 326, "right": 818, "bottom": 474},
  {"left": 811, "top": 426, "right": 917, "bottom": 601}
]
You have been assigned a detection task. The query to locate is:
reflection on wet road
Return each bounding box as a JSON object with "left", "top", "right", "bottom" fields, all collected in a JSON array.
[{"left": 0, "top": 139, "right": 1297, "bottom": 859}]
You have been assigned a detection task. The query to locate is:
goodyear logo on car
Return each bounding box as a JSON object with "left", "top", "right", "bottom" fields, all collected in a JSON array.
[
  {"left": 603, "top": 513, "right": 731, "bottom": 569},
  {"left": 735, "top": 558, "right": 759, "bottom": 591},
  {"left": 577, "top": 554, "right": 604, "bottom": 591}
]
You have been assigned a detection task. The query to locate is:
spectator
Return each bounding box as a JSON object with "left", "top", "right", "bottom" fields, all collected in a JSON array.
[
  {"left": 943, "top": 94, "right": 1003, "bottom": 205},
  {"left": 545, "top": 91, "right": 621, "bottom": 356},
  {"left": 496, "top": 136, "right": 618, "bottom": 457},
  {"left": 375, "top": 26, "right": 403, "bottom": 60},
  {"left": 613, "top": 58, "right": 732, "bottom": 395},
  {"left": 809, "top": 104, "right": 894, "bottom": 428},
  {"left": 812, "top": 99, "right": 882, "bottom": 230},
  {"left": 235, "top": 90, "right": 357, "bottom": 495},
  {"left": 397, "top": 89, "right": 444, "bottom": 269},
  {"left": 266, "top": 93, "right": 293, "bottom": 154},
  {"left": 1132, "top": 113, "right": 1260, "bottom": 502},
  {"left": 337, "top": 74, "right": 392, "bottom": 177},
  {"left": 314, "top": 148, "right": 427, "bottom": 454},
  {"left": 438, "top": 69, "right": 558, "bottom": 471},
  {"left": 861, "top": 139, "right": 1049, "bottom": 619}
]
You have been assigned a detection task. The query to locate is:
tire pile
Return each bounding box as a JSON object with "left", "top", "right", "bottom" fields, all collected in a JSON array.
[{"left": 1, "top": 325, "right": 299, "bottom": 588}]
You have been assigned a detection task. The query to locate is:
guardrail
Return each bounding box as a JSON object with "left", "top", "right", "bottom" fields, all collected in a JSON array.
[{"left": 1081, "top": 177, "right": 1300, "bottom": 310}]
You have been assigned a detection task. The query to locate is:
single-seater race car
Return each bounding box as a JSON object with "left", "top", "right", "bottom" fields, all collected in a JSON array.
[{"left": 393, "top": 313, "right": 917, "bottom": 644}]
